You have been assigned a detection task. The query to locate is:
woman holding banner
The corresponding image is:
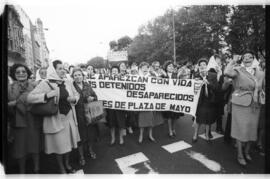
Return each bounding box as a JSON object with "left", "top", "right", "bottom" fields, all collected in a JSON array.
[
  {"left": 27, "top": 60, "right": 80, "bottom": 173},
  {"left": 149, "top": 61, "right": 165, "bottom": 130},
  {"left": 72, "top": 68, "right": 98, "bottom": 165},
  {"left": 127, "top": 63, "right": 140, "bottom": 133},
  {"left": 161, "top": 60, "right": 184, "bottom": 138},
  {"left": 119, "top": 62, "right": 134, "bottom": 135},
  {"left": 137, "top": 62, "right": 156, "bottom": 143},
  {"left": 192, "top": 58, "right": 218, "bottom": 143},
  {"left": 106, "top": 66, "right": 126, "bottom": 145},
  {"left": 224, "top": 51, "right": 264, "bottom": 166}
]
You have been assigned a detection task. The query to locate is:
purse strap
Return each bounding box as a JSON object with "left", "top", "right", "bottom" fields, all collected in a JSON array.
[
  {"left": 46, "top": 81, "right": 54, "bottom": 90},
  {"left": 46, "top": 81, "right": 58, "bottom": 104}
]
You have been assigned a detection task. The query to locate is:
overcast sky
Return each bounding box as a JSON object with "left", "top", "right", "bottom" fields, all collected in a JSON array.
[{"left": 5, "top": 0, "right": 268, "bottom": 65}]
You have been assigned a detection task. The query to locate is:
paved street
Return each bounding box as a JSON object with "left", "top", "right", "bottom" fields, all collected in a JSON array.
[
  {"left": 6, "top": 114, "right": 264, "bottom": 174},
  {"left": 5, "top": 2, "right": 267, "bottom": 176}
]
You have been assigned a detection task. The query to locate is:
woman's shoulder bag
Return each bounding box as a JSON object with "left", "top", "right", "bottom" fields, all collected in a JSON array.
[{"left": 30, "top": 82, "right": 58, "bottom": 116}]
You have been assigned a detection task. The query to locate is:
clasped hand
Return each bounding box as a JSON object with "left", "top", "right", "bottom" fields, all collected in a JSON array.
[
  {"left": 87, "top": 96, "right": 95, "bottom": 102},
  {"left": 67, "top": 96, "right": 76, "bottom": 103}
]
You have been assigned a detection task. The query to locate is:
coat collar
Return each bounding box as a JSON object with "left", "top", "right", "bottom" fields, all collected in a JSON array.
[{"left": 240, "top": 66, "right": 257, "bottom": 83}]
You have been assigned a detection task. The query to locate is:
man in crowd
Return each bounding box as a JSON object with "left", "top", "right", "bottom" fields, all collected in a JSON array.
[{"left": 150, "top": 61, "right": 166, "bottom": 77}]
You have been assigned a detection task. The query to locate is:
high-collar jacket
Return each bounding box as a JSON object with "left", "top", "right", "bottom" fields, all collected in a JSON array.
[{"left": 8, "top": 80, "right": 36, "bottom": 127}]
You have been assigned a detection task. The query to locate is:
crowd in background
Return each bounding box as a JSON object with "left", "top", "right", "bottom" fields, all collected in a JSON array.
[{"left": 7, "top": 50, "right": 266, "bottom": 173}]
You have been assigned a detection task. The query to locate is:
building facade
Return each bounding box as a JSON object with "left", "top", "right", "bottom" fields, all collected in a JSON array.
[
  {"left": 16, "top": 6, "right": 35, "bottom": 72},
  {"left": 36, "top": 18, "right": 50, "bottom": 68},
  {"left": 8, "top": 5, "right": 50, "bottom": 74},
  {"left": 7, "top": 5, "right": 25, "bottom": 67},
  {"left": 30, "top": 22, "right": 42, "bottom": 72}
]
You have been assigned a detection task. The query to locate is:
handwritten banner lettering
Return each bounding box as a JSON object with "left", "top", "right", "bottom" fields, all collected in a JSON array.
[{"left": 86, "top": 74, "right": 203, "bottom": 117}]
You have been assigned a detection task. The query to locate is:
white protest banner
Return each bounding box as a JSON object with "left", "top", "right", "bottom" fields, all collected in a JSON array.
[
  {"left": 107, "top": 51, "right": 128, "bottom": 62},
  {"left": 87, "top": 74, "right": 203, "bottom": 117}
]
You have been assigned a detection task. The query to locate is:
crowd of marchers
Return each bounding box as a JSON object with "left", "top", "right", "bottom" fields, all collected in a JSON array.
[{"left": 7, "top": 51, "right": 265, "bottom": 173}]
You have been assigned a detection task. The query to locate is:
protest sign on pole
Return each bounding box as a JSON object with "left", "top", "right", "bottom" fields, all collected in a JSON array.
[
  {"left": 107, "top": 51, "right": 128, "bottom": 62},
  {"left": 87, "top": 74, "right": 203, "bottom": 117}
]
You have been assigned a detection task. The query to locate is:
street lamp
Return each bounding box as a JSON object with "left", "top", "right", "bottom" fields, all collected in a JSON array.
[{"left": 171, "top": 5, "right": 186, "bottom": 65}]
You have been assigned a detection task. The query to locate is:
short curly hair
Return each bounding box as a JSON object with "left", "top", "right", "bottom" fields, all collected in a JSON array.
[
  {"left": 10, "top": 63, "right": 32, "bottom": 81},
  {"left": 71, "top": 67, "right": 85, "bottom": 78},
  {"left": 139, "top": 62, "right": 149, "bottom": 69},
  {"left": 111, "top": 66, "right": 120, "bottom": 73},
  {"left": 241, "top": 50, "right": 255, "bottom": 61},
  {"left": 197, "top": 58, "right": 208, "bottom": 66},
  {"left": 163, "top": 60, "right": 174, "bottom": 73}
]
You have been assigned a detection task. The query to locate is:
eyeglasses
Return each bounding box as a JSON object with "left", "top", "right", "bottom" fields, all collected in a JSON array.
[
  {"left": 15, "top": 70, "right": 27, "bottom": 74},
  {"left": 243, "top": 54, "right": 253, "bottom": 59}
]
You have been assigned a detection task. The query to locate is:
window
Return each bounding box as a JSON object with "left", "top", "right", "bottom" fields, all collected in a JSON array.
[{"left": 9, "top": 40, "right": 13, "bottom": 50}]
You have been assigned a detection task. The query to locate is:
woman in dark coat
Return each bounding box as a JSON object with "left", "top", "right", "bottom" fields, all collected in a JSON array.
[
  {"left": 192, "top": 58, "right": 218, "bottom": 143},
  {"left": 8, "top": 64, "right": 42, "bottom": 173},
  {"left": 222, "top": 76, "right": 234, "bottom": 143},
  {"left": 208, "top": 54, "right": 226, "bottom": 134},
  {"left": 161, "top": 61, "right": 184, "bottom": 138},
  {"left": 72, "top": 68, "right": 98, "bottom": 165}
]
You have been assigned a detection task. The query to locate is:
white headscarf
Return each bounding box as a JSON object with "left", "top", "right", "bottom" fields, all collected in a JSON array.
[
  {"left": 35, "top": 69, "right": 42, "bottom": 81},
  {"left": 207, "top": 55, "right": 221, "bottom": 72},
  {"left": 207, "top": 55, "right": 222, "bottom": 81},
  {"left": 46, "top": 61, "right": 64, "bottom": 81}
]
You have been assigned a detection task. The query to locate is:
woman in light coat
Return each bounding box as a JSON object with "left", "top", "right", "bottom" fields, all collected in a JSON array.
[
  {"left": 27, "top": 60, "right": 80, "bottom": 173},
  {"left": 224, "top": 51, "right": 264, "bottom": 166}
]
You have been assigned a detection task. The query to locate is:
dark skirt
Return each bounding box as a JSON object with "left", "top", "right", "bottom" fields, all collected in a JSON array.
[
  {"left": 12, "top": 126, "right": 42, "bottom": 159},
  {"left": 153, "top": 111, "right": 165, "bottom": 126},
  {"left": 126, "top": 111, "right": 139, "bottom": 128},
  {"left": 77, "top": 122, "right": 97, "bottom": 145},
  {"left": 75, "top": 97, "right": 99, "bottom": 145},
  {"left": 162, "top": 111, "right": 184, "bottom": 120},
  {"left": 106, "top": 109, "right": 126, "bottom": 129},
  {"left": 215, "top": 102, "right": 225, "bottom": 117},
  {"left": 196, "top": 104, "right": 216, "bottom": 125}
]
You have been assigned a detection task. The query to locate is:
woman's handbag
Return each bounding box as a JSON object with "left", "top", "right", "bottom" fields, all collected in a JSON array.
[
  {"left": 84, "top": 100, "right": 105, "bottom": 125},
  {"left": 30, "top": 82, "right": 58, "bottom": 116},
  {"left": 231, "top": 90, "right": 253, "bottom": 107}
]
